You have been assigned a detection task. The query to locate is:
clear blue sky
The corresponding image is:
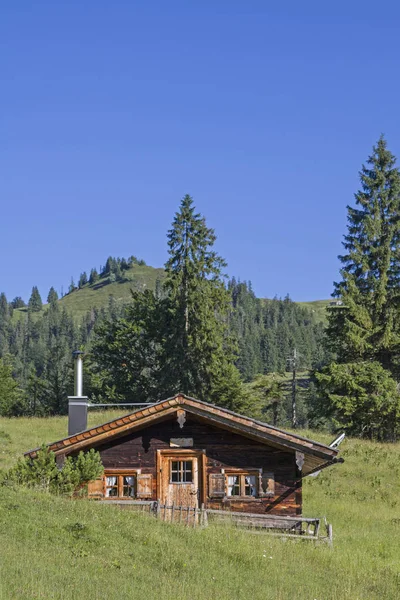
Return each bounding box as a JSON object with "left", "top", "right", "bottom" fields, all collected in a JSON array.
[{"left": 2, "top": 1, "right": 400, "bottom": 303}]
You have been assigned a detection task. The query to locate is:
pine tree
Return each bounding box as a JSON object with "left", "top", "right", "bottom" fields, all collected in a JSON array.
[
  {"left": 89, "top": 268, "right": 99, "bottom": 285},
  {"left": 0, "top": 293, "right": 8, "bottom": 319},
  {"left": 26, "top": 369, "right": 48, "bottom": 415},
  {"left": 78, "top": 272, "right": 88, "bottom": 288},
  {"left": 104, "top": 257, "right": 116, "bottom": 275},
  {"left": 90, "top": 289, "right": 162, "bottom": 403},
  {"left": 314, "top": 361, "right": 400, "bottom": 440},
  {"left": 115, "top": 264, "right": 123, "bottom": 281},
  {"left": 47, "top": 287, "right": 59, "bottom": 305},
  {"left": 160, "top": 194, "right": 245, "bottom": 410},
  {"left": 11, "top": 296, "right": 26, "bottom": 309},
  {"left": 28, "top": 286, "right": 43, "bottom": 312},
  {"left": 245, "top": 373, "right": 287, "bottom": 425},
  {"left": 328, "top": 136, "right": 400, "bottom": 375},
  {"left": 0, "top": 357, "right": 26, "bottom": 416}
]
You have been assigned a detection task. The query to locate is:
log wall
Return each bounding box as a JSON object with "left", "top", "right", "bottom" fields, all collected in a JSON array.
[{"left": 82, "top": 415, "right": 302, "bottom": 516}]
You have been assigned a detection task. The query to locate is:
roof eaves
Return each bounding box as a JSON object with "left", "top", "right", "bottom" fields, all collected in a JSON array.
[{"left": 24, "top": 393, "right": 337, "bottom": 460}]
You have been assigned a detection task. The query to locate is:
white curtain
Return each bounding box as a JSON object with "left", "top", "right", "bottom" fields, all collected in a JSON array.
[
  {"left": 124, "top": 476, "right": 135, "bottom": 497},
  {"left": 245, "top": 475, "right": 257, "bottom": 496},
  {"left": 227, "top": 475, "right": 238, "bottom": 496},
  {"left": 105, "top": 476, "right": 117, "bottom": 497}
]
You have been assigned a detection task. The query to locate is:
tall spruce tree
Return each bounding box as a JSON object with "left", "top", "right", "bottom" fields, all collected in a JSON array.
[
  {"left": 28, "top": 286, "right": 43, "bottom": 312},
  {"left": 0, "top": 293, "right": 8, "bottom": 319},
  {"left": 160, "top": 195, "right": 245, "bottom": 410},
  {"left": 89, "top": 268, "right": 99, "bottom": 285},
  {"left": 0, "top": 357, "right": 26, "bottom": 416},
  {"left": 78, "top": 272, "right": 88, "bottom": 288},
  {"left": 47, "top": 287, "right": 58, "bottom": 305},
  {"left": 327, "top": 136, "right": 400, "bottom": 375},
  {"left": 314, "top": 137, "right": 400, "bottom": 439},
  {"left": 90, "top": 195, "right": 246, "bottom": 410}
]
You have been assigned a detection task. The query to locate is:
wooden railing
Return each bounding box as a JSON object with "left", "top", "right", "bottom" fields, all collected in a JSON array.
[
  {"left": 206, "top": 509, "right": 333, "bottom": 544},
  {"left": 102, "top": 499, "right": 332, "bottom": 544},
  {"left": 103, "top": 499, "right": 208, "bottom": 527},
  {"left": 155, "top": 502, "right": 208, "bottom": 527}
]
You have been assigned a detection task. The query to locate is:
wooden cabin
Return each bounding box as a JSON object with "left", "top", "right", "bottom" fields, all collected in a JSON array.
[{"left": 25, "top": 394, "right": 341, "bottom": 516}]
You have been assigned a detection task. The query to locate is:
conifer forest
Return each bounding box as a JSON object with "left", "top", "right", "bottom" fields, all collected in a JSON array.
[{"left": 1, "top": 138, "right": 400, "bottom": 441}]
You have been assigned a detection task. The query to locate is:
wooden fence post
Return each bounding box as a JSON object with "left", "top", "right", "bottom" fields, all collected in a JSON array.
[
  {"left": 203, "top": 508, "right": 208, "bottom": 528},
  {"left": 327, "top": 523, "right": 333, "bottom": 547},
  {"left": 200, "top": 503, "right": 205, "bottom": 527}
]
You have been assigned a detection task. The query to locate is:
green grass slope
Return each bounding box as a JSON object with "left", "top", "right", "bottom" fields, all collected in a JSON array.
[
  {"left": 59, "top": 264, "right": 165, "bottom": 320},
  {"left": 11, "top": 258, "right": 331, "bottom": 324},
  {"left": 14, "top": 264, "right": 165, "bottom": 322},
  {"left": 1, "top": 416, "right": 399, "bottom": 599},
  {"left": 297, "top": 299, "right": 333, "bottom": 323}
]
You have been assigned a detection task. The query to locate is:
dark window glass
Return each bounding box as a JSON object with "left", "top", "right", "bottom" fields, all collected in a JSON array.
[
  {"left": 227, "top": 475, "right": 240, "bottom": 496},
  {"left": 182, "top": 461, "right": 192, "bottom": 483},
  {"left": 170, "top": 460, "right": 193, "bottom": 483},
  {"left": 123, "top": 476, "right": 135, "bottom": 497},
  {"left": 171, "top": 461, "right": 179, "bottom": 482},
  {"left": 244, "top": 475, "right": 257, "bottom": 496}
]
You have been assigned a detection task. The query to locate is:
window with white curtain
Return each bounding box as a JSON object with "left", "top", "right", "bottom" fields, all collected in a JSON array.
[
  {"left": 105, "top": 476, "right": 118, "bottom": 497},
  {"left": 105, "top": 473, "right": 136, "bottom": 498},
  {"left": 226, "top": 473, "right": 258, "bottom": 497}
]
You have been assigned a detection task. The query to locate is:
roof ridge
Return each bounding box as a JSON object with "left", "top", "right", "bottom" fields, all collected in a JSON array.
[{"left": 24, "top": 393, "right": 337, "bottom": 463}]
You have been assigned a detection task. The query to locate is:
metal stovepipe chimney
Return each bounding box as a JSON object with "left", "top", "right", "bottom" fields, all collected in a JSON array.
[
  {"left": 73, "top": 350, "right": 84, "bottom": 397},
  {"left": 68, "top": 350, "right": 88, "bottom": 436}
]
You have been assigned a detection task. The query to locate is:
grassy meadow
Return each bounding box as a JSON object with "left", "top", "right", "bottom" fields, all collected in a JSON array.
[
  {"left": 1, "top": 415, "right": 400, "bottom": 599},
  {"left": 297, "top": 299, "right": 332, "bottom": 323}
]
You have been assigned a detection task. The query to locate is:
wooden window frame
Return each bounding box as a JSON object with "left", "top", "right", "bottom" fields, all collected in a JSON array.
[
  {"left": 224, "top": 469, "right": 260, "bottom": 499},
  {"left": 221, "top": 468, "right": 275, "bottom": 500},
  {"left": 104, "top": 470, "right": 137, "bottom": 500},
  {"left": 170, "top": 459, "right": 194, "bottom": 484}
]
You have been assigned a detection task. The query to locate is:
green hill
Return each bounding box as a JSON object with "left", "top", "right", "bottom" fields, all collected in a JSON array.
[
  {"left": 297, "top": 299, "right": 334, "bottom": 323},
  {"left": 59, "top": 264, "right": 165, "bottom": 320},
  {"left": 8, "top": 251, "right": 332, "bottom": 324},
  {"left": 15, "top": 263, "right": 165, "bottom": 322},
  {"left": 14, "top": 261, "right": 331, "bottom": 324},
  {"left": 1, "top": 414, "right": 399, "bottom": 599}
]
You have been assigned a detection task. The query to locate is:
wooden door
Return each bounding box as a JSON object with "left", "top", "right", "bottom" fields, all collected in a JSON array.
[{"left": 160, "top": 454, "right": 200, "bottom": 508}]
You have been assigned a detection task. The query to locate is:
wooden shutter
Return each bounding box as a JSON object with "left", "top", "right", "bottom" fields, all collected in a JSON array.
[
  {"left": 209, "top": 473, "right": 225, "bottom": 498},
  {"left": 87, "top": 478, "right": 104, "bottom": 499},
  {"left": 261, "top": 472, "right": 275, "bottom": 497},
  {"left": 137, "top": 474, "right": 152, "bottom": 498}
]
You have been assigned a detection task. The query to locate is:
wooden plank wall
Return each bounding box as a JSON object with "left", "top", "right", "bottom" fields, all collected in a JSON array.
[{"left": 80, "top": 415, "right": 301, "bottom": 516}]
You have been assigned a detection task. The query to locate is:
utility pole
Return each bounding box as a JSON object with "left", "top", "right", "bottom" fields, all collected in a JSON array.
[{"left": 287, "top": 348, "right": 297, "bottom": 429}]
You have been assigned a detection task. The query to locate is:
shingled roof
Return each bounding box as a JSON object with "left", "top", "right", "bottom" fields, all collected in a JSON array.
[{"left": 25, "top": 394, "right": 340, "bottom": 476}]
